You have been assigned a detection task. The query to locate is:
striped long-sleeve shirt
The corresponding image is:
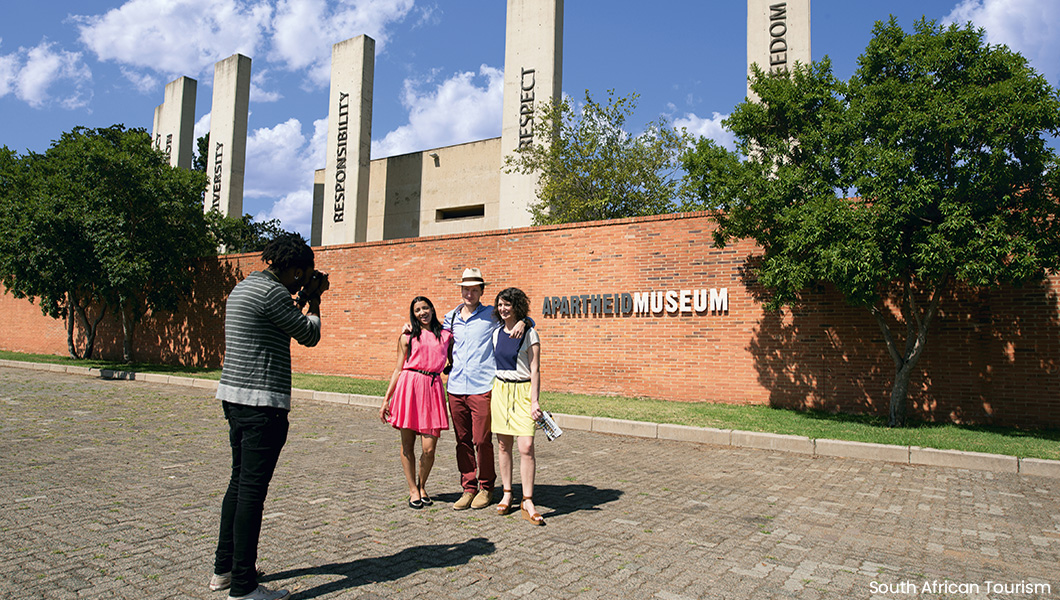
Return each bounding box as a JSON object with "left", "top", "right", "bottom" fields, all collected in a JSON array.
[{"left": 216, "top": 270, "right": 321, "bottom": 410}]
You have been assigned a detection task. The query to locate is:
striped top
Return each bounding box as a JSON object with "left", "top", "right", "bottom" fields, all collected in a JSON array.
[{"left": 216, "top": 270, "right": 321, "bottom": 410}]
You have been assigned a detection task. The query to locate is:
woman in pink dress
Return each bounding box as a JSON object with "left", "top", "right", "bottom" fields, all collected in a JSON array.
[{"left": 379, "top": 296, "right": 453, "bottom": 509}]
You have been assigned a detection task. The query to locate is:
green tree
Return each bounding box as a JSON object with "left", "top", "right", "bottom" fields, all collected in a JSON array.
[
  {"left": 193, "top": 133, "right": 210, "bottom": 173},
  {"left": 504, "top": 89, "right": 692, "bottom": 225},
  {"left": 0, "top": 125, "right": 213, "bottom": 361},
  {"left": 683, "top": 18, "right": 1060, "bottom": 426},
  {"left": 204, "top": 210, "right": 292, "bottom": 254}
]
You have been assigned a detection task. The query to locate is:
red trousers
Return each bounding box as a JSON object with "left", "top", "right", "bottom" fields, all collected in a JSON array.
[{"left": 448, "top": 392, "right": 495, "bottom": 493}]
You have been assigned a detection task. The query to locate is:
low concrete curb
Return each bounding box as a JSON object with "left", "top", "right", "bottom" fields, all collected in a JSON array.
[
  {"left": 816, "top": 438, "right": 910, "bottom": 463},
  {"left": 1019, "top": 457, "right": 1060, "bottom": 477},
  {"left": 910, "top": 446, "right": 1019, "bottom": 473},
  {"left": 4, "top": 359, "right": 1059, "bottom": 478}
]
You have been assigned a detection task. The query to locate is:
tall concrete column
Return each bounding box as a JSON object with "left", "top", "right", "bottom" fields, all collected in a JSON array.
[
  {"left": 321, "top": 35, "right": 374, "bottom": 246},
  {"left": 498, "top": 0, "right": 563, "bottom": 230},
  {"left": 747, "top": 0, "right": 810, "bottom": 100},
  {"left": 311, "top": 168, "right": 325, "bottom": 247},
  {"left": 207, "top": 54, "right": 251, "bottom": 217},
  {"left": 152, "top": 77, "right": 196, "bottom": 169}
]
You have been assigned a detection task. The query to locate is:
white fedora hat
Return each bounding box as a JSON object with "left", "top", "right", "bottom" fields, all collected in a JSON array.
[{"left": 459, "top": 267, "right": 486, "bottom": 287}]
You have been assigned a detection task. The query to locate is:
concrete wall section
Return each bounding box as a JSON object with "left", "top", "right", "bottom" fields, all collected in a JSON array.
[
  {"left": 747, "top": 0, "right": 810, "bottom": 99},
  {"left": 366, "top": 138, "right": 502, "bottom": 241},
  {"left": 207, "top": 54, "right": 251, "bottom": 217},
  {"left": 312, "top": 169, "right": 325, "bottom": 247},
  {"left": 321, "top": 36, "right": 375, "bottom": 246},
  {"left": 498, "top": 0, "right": 563, "bottom": 230}
]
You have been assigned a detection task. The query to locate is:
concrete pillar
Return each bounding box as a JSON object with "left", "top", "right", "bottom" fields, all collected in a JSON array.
[
  {"left": 207, "top": 54, "right": 251, "bottom": 217},
  {"left": 152, "top": 77, "right": 196, "bottom": 169},
  {"left": 152, "top": 104, "right": 163, "bottom": 154},
  {"left": 747, "top": 0, "right": 810, "bottom": 100},
  {"left": 321, "top": 35, "right": 374, "bottom": 246},
  {"left": 498, "top": 0, "right": 563, "bottom": 230},
  {"left": 311, "top": 168, "right": 325, "bottom": 247}
]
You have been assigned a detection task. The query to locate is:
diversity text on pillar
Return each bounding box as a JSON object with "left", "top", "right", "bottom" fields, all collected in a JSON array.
[{"left": 211, "top": 142, "right": 223, "bottom": 211}]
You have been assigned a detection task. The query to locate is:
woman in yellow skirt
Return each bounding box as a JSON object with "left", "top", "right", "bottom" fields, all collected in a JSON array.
[{"left": 490, "top": 287, "right": 545, "bottom": 525}]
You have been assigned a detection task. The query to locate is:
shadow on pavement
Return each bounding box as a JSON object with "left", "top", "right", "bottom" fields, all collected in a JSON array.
[
  {"left": 266, "top": 537, "right": 495, "bottom": 599},
  {"left": 418, "top": 483, "right": 623, "bottom": 517},
  {"left": 533, "top": 483, "right": 623, "bottom": 518}
]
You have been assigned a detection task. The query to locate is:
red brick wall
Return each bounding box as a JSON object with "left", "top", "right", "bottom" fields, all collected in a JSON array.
[{"left": 2, "top": 212, "right": 1058, "bottom": 428}]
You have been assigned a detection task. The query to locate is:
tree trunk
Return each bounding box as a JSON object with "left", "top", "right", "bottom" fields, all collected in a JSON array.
[
  {"left": 65, "top": 301, "right": 80, "bottom": 359},
  {"left": 888, "top": 363, "right": 915, "bottom": 427},
  {"left": 68, "top": 291, "right": 106, "bottom": 360},
  {"left": 120, "top": 303, "right": 134, "bottom": 364},
  {"left": 872, "top": 276, "right": 948, "bottom": 427}
]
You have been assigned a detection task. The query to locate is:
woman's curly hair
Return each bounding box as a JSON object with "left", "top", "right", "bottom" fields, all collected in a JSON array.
[{"left": 493, "top": 287, "right": 529, "bottom": 322}]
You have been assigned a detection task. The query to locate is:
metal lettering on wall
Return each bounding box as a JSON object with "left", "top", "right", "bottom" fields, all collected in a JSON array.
[
  {"left": 334, "top": 91, "right": 350, "bottom": 222},
  {"left": 211, "top": 142, "right": 223, "bottom": 211},
  {"left": 165, "top": 133, "right": 173, "bottom": 159},
  {"left": 768, "top": 2, "right": 788, "bottom": 73},
  {"left": 541, "top": 289, "right": 729, "bottom": 317},
  {"left": 518, "top": 68, "right": 535, "bottom": 148}
]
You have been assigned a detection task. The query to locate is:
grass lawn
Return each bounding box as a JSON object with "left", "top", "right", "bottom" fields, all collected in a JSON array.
[{"left": 3, "top": 350, "right": 1058, "bottom": 460}]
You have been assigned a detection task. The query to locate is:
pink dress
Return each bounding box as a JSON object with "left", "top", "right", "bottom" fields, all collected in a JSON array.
[{"left": 387, "top": 330, "right": 452, "bottom": 436}]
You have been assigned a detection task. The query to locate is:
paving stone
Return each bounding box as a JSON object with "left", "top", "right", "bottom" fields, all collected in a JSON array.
[{"left": 0, "top": 366, "right": 1057, "bottom": 599}]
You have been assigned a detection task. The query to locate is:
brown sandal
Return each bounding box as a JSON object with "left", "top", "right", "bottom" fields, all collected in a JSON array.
[
  {"left": 496, "top": 488, "right": 513, "bottom": 515},
  {"left": 520, "top": 496, "right": 544, "bottom": 525}
]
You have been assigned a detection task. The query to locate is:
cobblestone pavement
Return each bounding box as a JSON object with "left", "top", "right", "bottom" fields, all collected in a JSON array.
[{"left": 1, "top": 366, "right": 1059, "bottom": 600}]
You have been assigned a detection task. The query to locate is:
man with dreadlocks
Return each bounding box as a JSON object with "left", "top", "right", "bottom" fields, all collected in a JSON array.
[{"left": 209, "top": 233, "right": 329, "bottom": 600}]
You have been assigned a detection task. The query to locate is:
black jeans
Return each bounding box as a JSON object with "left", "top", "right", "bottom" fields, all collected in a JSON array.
[{"left": 214, "top": 402, "right": 289, "bottom": 596}]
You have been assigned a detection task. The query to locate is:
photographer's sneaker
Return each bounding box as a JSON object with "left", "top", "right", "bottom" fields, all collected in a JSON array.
[
  {"left": 227, "top": 584, "right": 290, "bottom": 600},
  {"left": 209, "top": 567, "right": 264, "bottom": 591},
  {"left": 209, "top": 572, "right": 232, "bottom": 591}
]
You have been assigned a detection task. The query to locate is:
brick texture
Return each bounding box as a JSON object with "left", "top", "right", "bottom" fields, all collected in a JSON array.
[{"left": 2, "top": 211, "right": 1058, "bottom": 428}]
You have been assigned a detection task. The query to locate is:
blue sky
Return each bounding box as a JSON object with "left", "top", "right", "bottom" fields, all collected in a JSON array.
[{"left": 2, "top": 0, "right": 1058, "bottom": 237}]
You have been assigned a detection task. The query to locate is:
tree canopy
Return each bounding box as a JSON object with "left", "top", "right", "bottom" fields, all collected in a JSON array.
[
  {"left": 0, "top": 125, "right": 213, "bottom": 361},
  {"left": 504, "top": 89, "right": 692, "bottom": 225},
  {"left": 682, "top": 18, "right": 1060, "bottom": 425}
]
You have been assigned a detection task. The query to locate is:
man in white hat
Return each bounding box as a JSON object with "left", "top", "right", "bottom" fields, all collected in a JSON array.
[{"left": 443, "top": 267, "right": 532, "bottom": 510}]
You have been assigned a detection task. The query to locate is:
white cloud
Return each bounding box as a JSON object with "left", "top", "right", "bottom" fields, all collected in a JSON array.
[
  {"left": 673, "top": 112, "right": 736, "bottom": 151},
  {"left": 0, "top": 40, "right": 92, "bottom": 108},
  {"left": 372, "top": 64, "right": 504, "bottom": 158},
  {"left": 244, "top": 116, "right": 328, "bottom": 236},
  {"left": 193, "top": 113, "right": 212, "bottom": 142},
  {"left": 269, "top": 0, "right": 414, "bottom": 87},
  {"left": 254, "top": 189, "right": 314, "bottom": 238},
  {"left": 250, "top": 69, "right": 282, "bottom": 103},
  {"left": 120, "top": 67, "right": 158, "bottom": 94},
  {"left": 944, "top": 0, "right": 1060, "bottom": 82},
  {"left": 74, "top": 0, "right": 273, "bottom": 78}
]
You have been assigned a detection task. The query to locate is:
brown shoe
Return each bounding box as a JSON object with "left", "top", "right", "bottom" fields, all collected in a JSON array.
[
  {"left": 471, "top": 488, "right": 493, "bottom": 509},
  {"left": 453, "top": 491, "right": 474, "bottom": 510}
]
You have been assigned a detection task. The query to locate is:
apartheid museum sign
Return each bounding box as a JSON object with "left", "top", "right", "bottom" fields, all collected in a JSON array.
[{"left": 541, "top": 288, "right": 729, "bottom": 317}]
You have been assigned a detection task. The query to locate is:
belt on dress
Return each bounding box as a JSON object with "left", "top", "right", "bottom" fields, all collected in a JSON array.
[
  {"left": 405, "top": 368, "right": 441, "bottom": 380},
  {"left": 496, "top": 377, "right": 531, "bottom": 384}
]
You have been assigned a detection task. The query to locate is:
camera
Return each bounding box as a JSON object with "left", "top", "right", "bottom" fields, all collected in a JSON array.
[{"left": 296, "top": 270, "right": 329, "bottom": 307}]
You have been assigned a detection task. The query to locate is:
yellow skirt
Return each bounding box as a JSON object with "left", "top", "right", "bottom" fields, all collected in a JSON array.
[{"left": 490, "top": 379, "right": 535, "bottom": 437}]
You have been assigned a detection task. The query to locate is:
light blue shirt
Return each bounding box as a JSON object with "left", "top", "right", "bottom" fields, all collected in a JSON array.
[{"left": 443, "top": 303, "right": 502, "bottom": 395}]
